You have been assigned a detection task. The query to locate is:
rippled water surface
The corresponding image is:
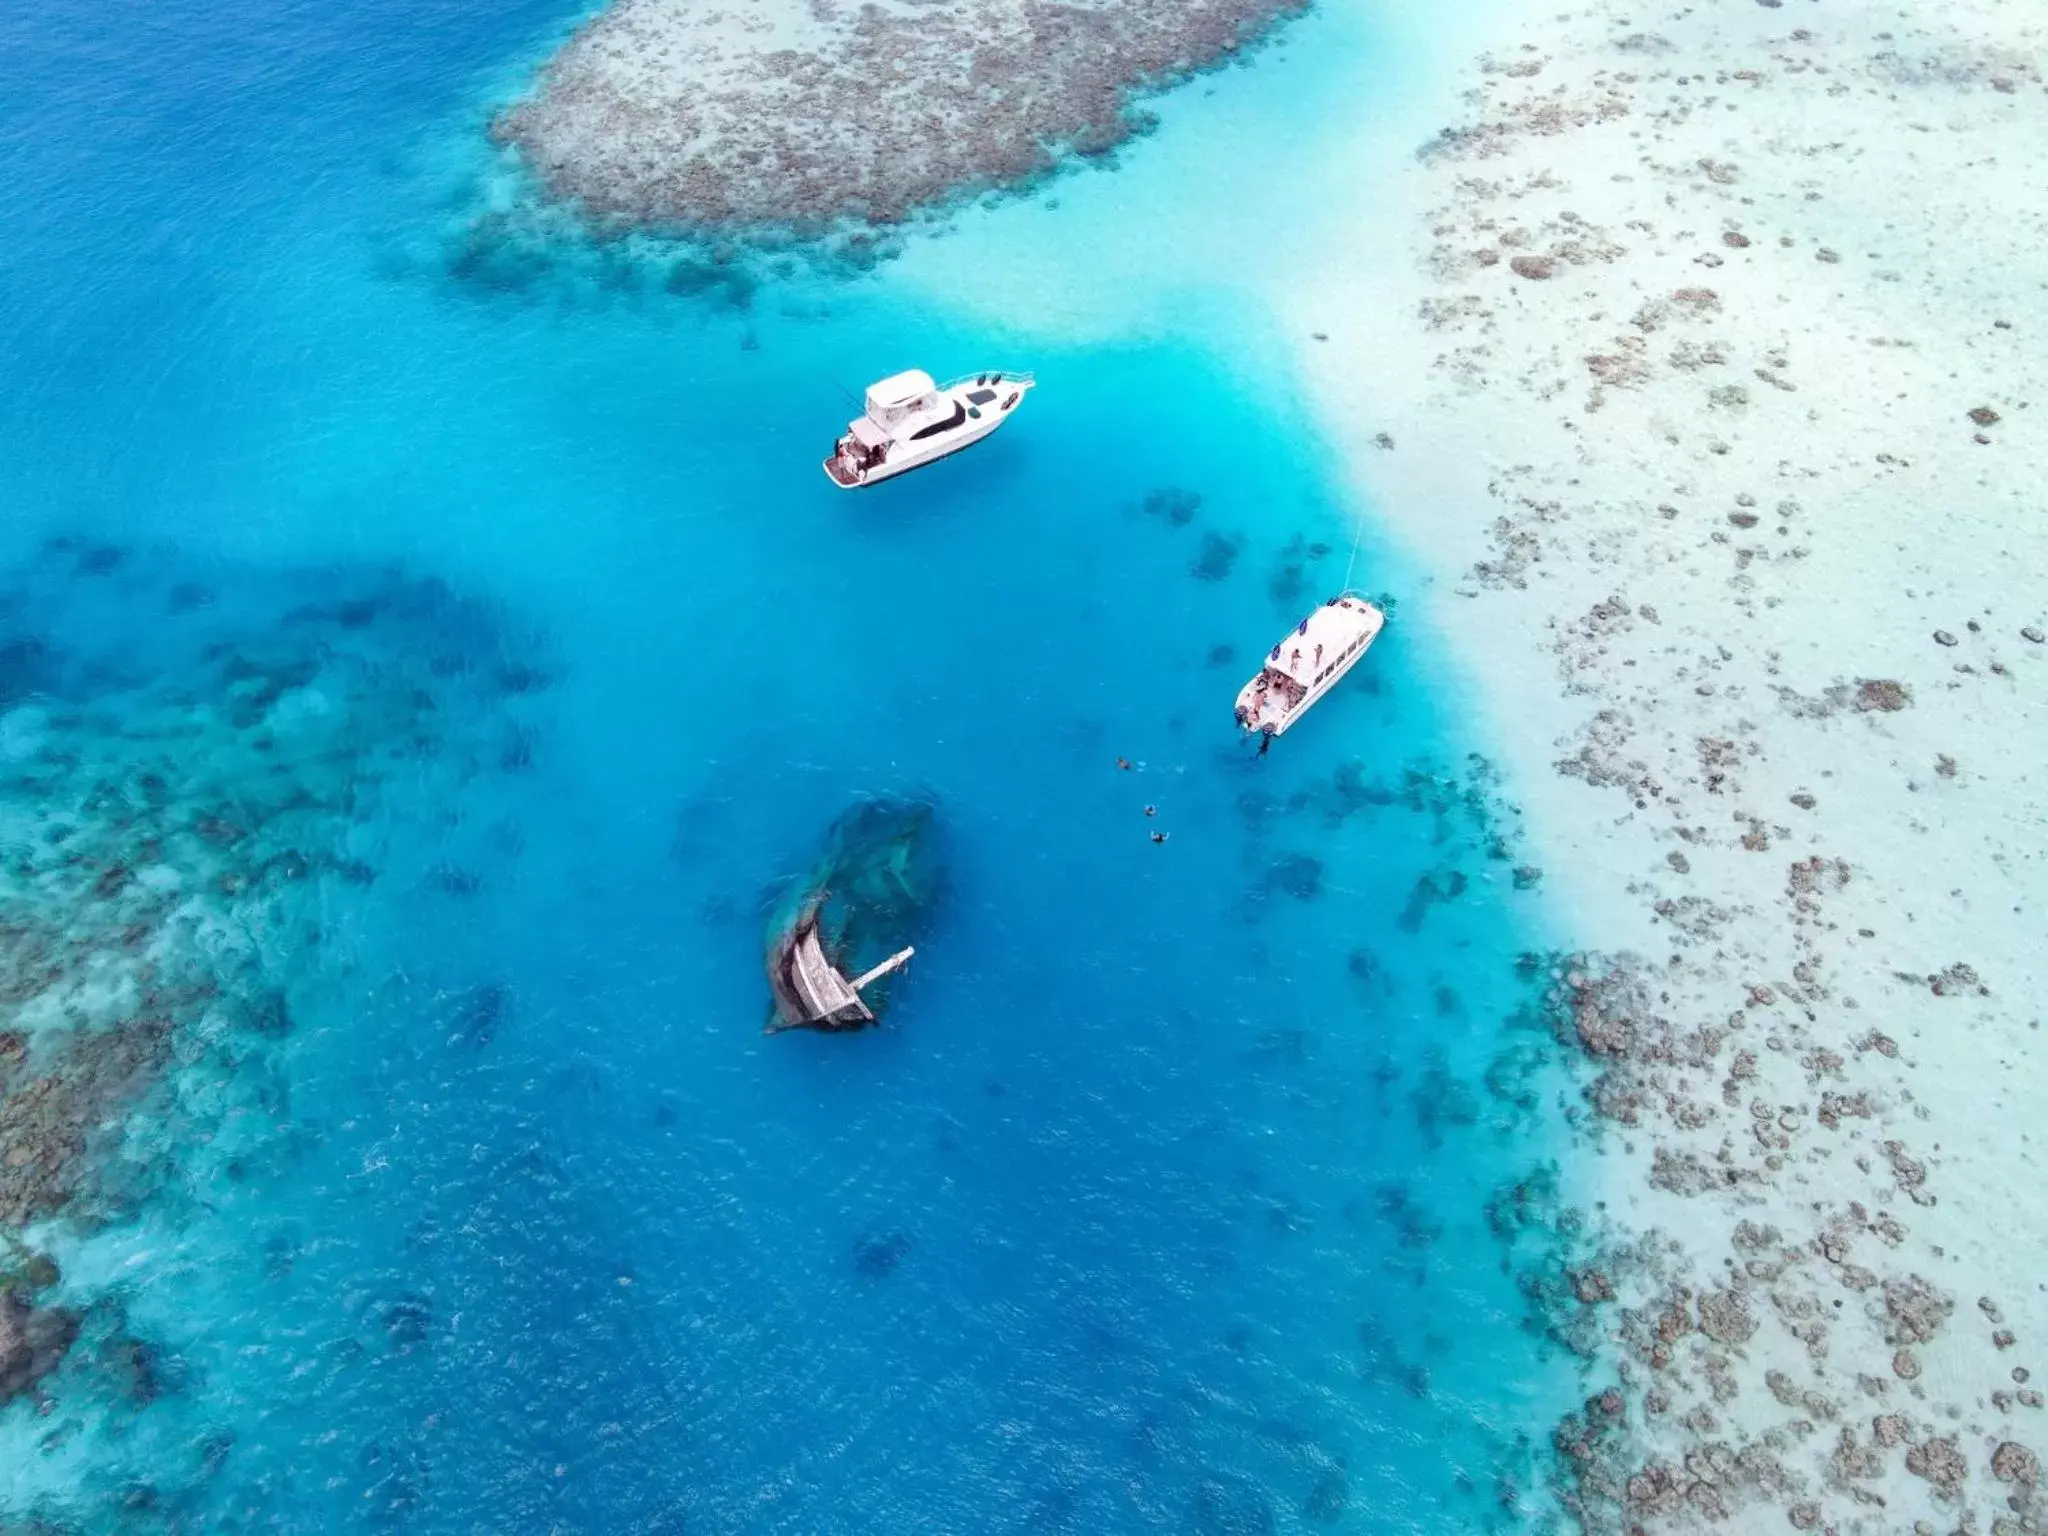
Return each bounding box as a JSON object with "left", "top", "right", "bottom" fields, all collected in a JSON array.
[{"left": 0, "top": 0, "right": 1582, "bottom": 1529}]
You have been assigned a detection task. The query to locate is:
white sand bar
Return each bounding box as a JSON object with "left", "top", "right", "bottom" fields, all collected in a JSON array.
[
  {"left": 1290, "top": 0, "right": 2048, "bottom": 1527},
  {"left": 495, "top": 0, "right": 1307, "bottom": 230}
]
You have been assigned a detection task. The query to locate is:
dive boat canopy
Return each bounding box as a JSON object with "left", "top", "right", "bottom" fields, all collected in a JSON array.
[{"left": 1235, "top": 593, "right": 1386, "bottom": 740}]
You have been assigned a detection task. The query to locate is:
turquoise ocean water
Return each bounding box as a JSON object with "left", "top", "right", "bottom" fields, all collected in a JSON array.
[{"left": 0, "top": 0, "right": 1586, "bottom": 1529}]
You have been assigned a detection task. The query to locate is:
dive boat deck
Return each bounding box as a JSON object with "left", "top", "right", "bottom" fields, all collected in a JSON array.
[{"left": 1235, "top": 593, "right": 1385, "bottom": 739}]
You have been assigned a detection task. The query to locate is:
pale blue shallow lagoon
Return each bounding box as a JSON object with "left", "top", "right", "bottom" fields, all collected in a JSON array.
[{"left": 0, "top": 0, "right": 1587, "bottom": 1530}]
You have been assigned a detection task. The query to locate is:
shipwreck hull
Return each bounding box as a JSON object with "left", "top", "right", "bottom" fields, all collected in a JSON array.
[{"left": 763, "top": 794, "right": 944, "bottom": 1033}]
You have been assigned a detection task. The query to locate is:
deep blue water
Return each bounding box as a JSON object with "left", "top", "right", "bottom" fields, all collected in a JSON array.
[{"left": 0, "top": 0, "right": 1582, "bottom": 1530}]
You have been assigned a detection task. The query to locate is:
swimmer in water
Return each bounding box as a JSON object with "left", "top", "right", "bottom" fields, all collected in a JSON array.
[
  {"left": 1150, "top": 830, "right": 1169, "bottom": 844},
  {"left": 1116, "top": 757, "right": 1133, "bottom": 771},
  {"left": 1143, "top": 805, "right": 1156, "bottom": 817}
]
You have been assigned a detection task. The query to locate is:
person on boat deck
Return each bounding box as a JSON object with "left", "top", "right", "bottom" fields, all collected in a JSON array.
[{"left": 1290, "top": 648, "right": 1301, "bottom": 667}]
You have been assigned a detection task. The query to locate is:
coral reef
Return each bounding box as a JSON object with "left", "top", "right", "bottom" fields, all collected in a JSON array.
[
  {"left": 1302, "top": 0, "right": 2048, "bottom": 1525},
  {"left": 0, "top": 542, "right": 548, "bottom": 1495},
  {"left": 493, "top": 0, "right": 1309, "bottom": 238},
  {"left": 0, "top": 1288, "right": 77, "bottom": 1406},
  {"left": 1, "top": 547, "right": 547, "bottom": 1229}
]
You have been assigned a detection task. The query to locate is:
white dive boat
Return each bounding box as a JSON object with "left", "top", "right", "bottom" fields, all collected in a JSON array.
[
  {"left": 823, "top": 368, "right": 1034, "bottom": 488},
  {"left": 1235, "top": 593, "right": 1386, "bottom": 740}
]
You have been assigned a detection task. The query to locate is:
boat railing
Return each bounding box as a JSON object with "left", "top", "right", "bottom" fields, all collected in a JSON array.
[{"left": 942, "top": 370, "right": 1036, "bottom": 392}]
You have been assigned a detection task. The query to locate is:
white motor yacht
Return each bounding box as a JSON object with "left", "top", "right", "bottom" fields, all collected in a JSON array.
[
  {"left": 1235, "top": 593, "right": 1386, "bottom": 740},
  {"left": 823, "top": 368, "right": 1034, "bottom": 488}
]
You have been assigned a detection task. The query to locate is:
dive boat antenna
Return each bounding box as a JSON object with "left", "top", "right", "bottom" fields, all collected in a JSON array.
[{"left": 1341, "top": 505, "right": 1367, "bottom": 593}]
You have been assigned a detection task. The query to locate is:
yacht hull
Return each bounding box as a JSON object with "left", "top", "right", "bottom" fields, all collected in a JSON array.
[
  {"left": 822, "top": 411, "right": 1012, "bottom": 487},
  {"left": 823, "top": 374, "right": 1032, "bottom": 489}
]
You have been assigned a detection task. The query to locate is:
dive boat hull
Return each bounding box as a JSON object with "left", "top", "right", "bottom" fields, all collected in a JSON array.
[{"left": 1235, "top": 593, "right": 1385, "bottom": 740}]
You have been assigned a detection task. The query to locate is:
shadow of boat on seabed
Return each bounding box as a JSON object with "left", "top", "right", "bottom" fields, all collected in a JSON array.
[{"left": 762, "top": 793, "right": 946, "bottom": 1034}]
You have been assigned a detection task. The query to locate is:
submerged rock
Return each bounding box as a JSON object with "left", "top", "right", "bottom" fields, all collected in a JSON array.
[
  {"left": 0, "top": 1018, "right": 173, "bottom": 1227},
  {"left": 7, "top": 1251, "right": 60, "bottom": 1293},
  {"left": 1853, "top": 678, "right": 1911, "bottom": 713},
  {"left": 1141, "top": 487, "right": 1203, "bottom": 526},
  {"left": 851, "top": 1231, "right": 913, "bottom": 1278},
  {"left": 0, "top": 1288, "right": 79, "bottom": 1404},
  {"left": 1992, "top": 1440, "right": 2041, "bottom": 1485},
  {"left": 1192, "top": 531, "right": 1245, "bottom": 582},
  {"left": 1905, "top": 1435, "right": 1967, "bottom": 1496},
  {"left": 1301, "top": 1463, "right": 1349, "bottom": 1524},
  {"left": 1190, "top": 1474, "right": 1277, "bottom": 1535},
  {"left": 1263, "top": 852, "right": 1324, "bottom": 901},
  {"left": 382, "top": 1294, "right": 433, "bottom": 1349},
  {"left": 449, "top": 983, "right": 509, "bottom": 1049},
  {"left": 99, "top": 1326, "right": 179, "bottom": 1407}
]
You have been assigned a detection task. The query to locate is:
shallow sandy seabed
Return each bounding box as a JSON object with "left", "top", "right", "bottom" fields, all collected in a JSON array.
[
  {"left": 1288, "top": 0, "right": 2048, "bottom": 1528},
  {"left": 494, "top": 0, "right": 1307, "bottom": 233}
]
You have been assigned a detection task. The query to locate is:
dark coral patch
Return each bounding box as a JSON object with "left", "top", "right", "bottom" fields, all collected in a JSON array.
[
  {"left": 1191, "top": 531, "right": 1244, "bottom": 582},
  {"left": 1263, "top": 852, "right": 1324, "bottom": 901},
  {"left": 852, "top": 1232, "right": 913, "bottom": 1279}
]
